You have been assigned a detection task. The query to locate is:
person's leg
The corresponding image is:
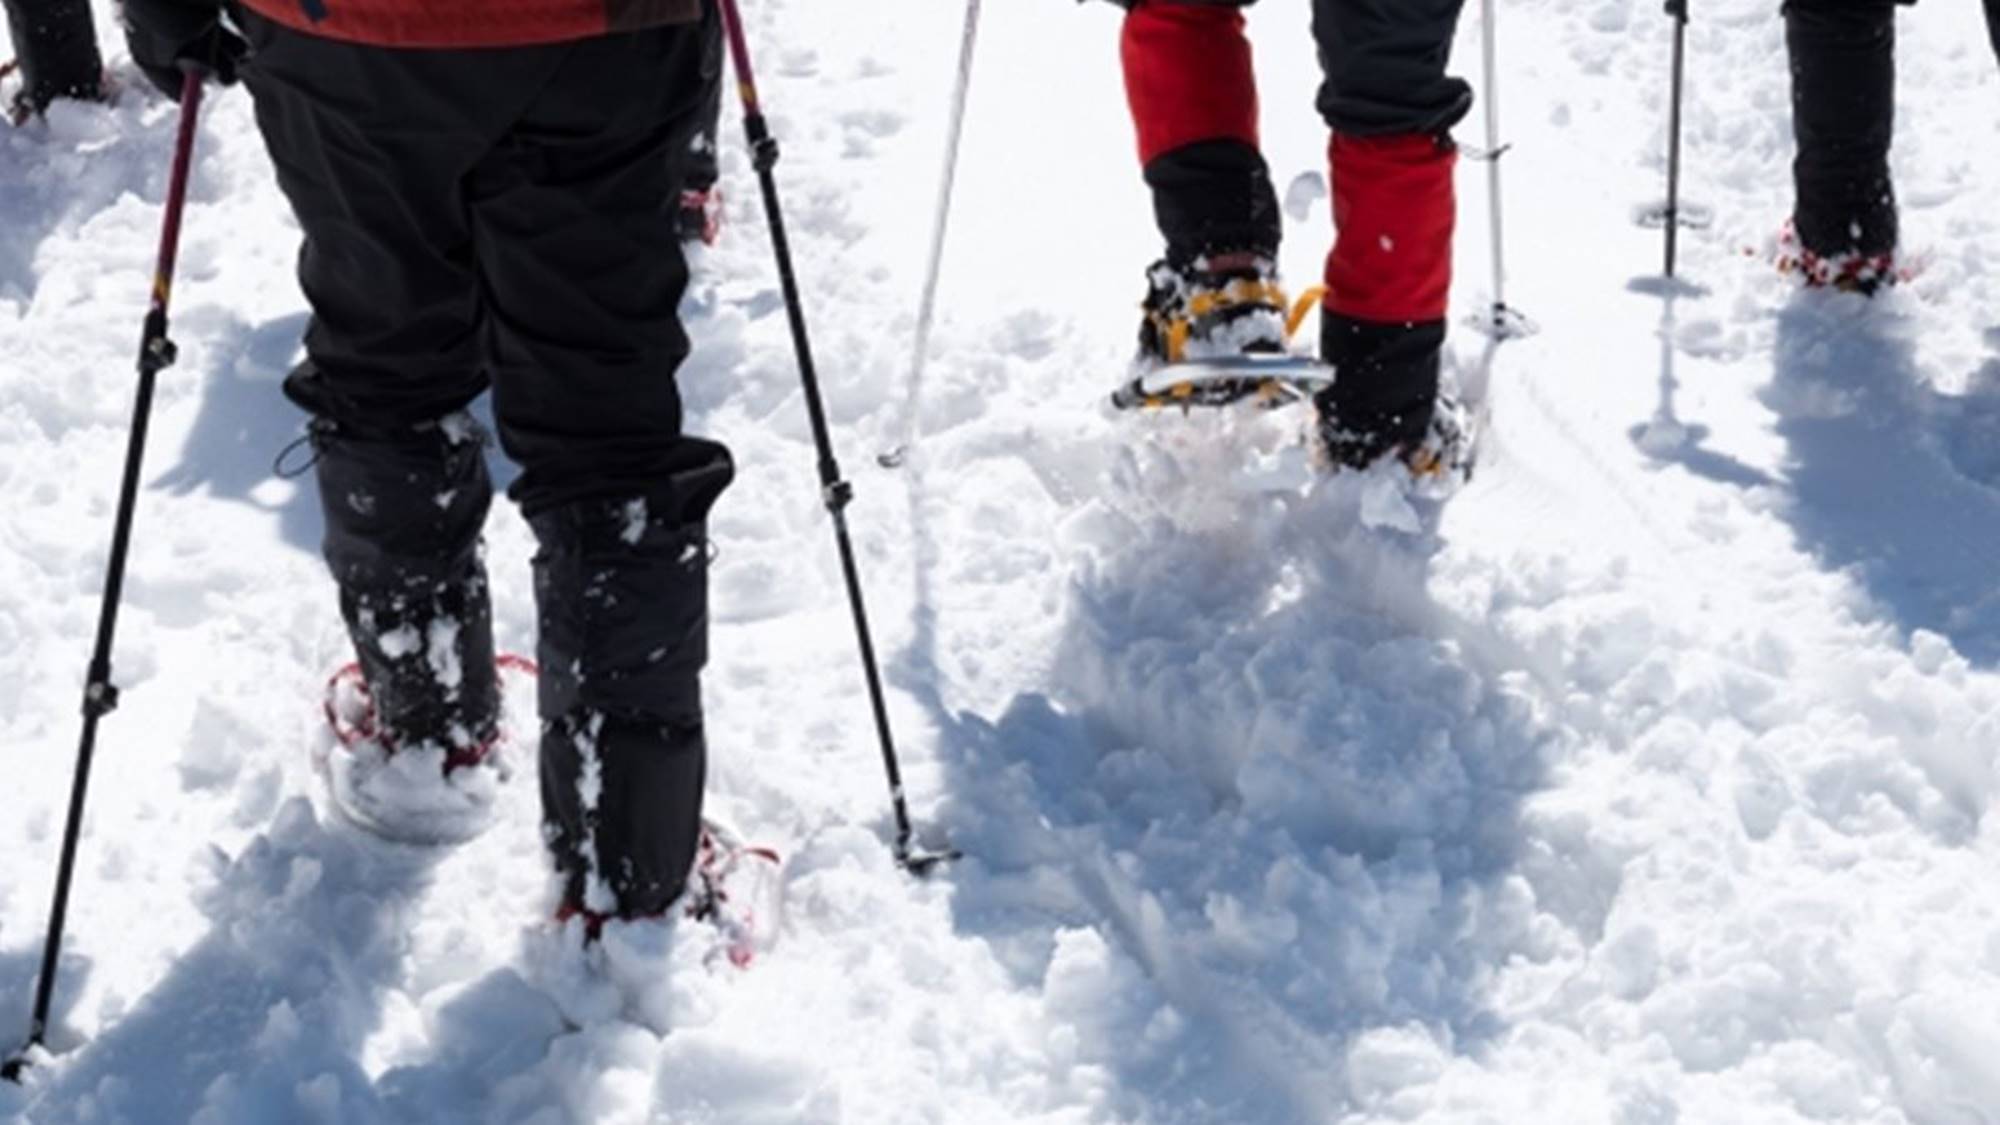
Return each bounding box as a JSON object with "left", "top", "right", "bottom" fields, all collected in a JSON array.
[
  {"left": 1121, "top": 0, "right": 1277, "bottom": 261},
  {"left": 3, "top": 0, "right": 103, "bottom": 117},
  {"left": 469, "top": 24, "right": 732, "bottom": 919},
  {"left": 1118, "top": 0, "right": 1289, "bottom": 365},
  {"left": 239, "top": 15, "right": 556, "bottom": 755},
  {"left": 1311, "top": 0, "right": 1470, "bottom": 468},
  {"left": 1783, "top": 0, "right": 1897, "bottom": 278}
]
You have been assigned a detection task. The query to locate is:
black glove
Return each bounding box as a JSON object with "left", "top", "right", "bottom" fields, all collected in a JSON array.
[{"left": 120, "top": 0, "right": 247, "bottom": 102}]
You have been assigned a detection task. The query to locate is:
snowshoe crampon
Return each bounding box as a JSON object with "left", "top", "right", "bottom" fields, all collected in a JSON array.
[
  {"left": 317, "top": 653, "right": 537, "bottom": 846},
  {"left": 1381, "top": 391, "right": 1484, "bottom": 497}
]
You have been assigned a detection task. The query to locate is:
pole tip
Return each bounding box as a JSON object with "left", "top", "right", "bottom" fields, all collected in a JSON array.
[{"left": 896, "top": 841, "right": 962, "bottom": 877}]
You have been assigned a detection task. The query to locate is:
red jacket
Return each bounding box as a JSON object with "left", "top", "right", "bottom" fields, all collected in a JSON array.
[{"left": 238, "top": 0, "right": 701, "bottom": 48}]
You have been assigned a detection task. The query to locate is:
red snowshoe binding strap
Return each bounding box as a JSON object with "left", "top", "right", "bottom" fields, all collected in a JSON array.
[
  {"left": 555, "top": 823, "right": 782, "bottom": 967},
  {"left": 324, "top": 653, "right": 537, "bottom": 772}
]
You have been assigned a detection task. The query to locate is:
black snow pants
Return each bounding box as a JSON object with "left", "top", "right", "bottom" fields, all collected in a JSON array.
[
  {"left": 3, "top": 0, "right": 103, "bottom": 114},
  {"left": 681, "top": 6, "right": 724, "bottom": 196},
  {"left": 242, "top": 11, "right": 731, "bottom": 918},
  {"left": 1783, "top": 0, "right": 1909, "bottom": 260}
]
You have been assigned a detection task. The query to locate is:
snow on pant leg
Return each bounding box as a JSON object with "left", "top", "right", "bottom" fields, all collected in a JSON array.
[
  {"left": 1120, "top": 0, "right": 1281, "bottom": 261},
  {"left": 1310, "top": 0, "right": 1469, "bottom": 452},
  {"left": 462, "top": 25, "right": 733, "bottom": 917},
  {"left": 301, "top": 411, "right": 500, "bottom": 751},
  {"left": 1783, "top": 0, "right": 1898, "bottom": 258},
  {"left": 528, "top": 491, "right": 726, "bottom": 918},
  {"left": 239, "top": 15, "right": 562, "bottom": 745}
]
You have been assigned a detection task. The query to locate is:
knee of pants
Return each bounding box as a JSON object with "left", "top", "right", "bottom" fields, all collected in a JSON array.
[{"left": 1311, "top": 0, "right": 1473, "bottom": 137}]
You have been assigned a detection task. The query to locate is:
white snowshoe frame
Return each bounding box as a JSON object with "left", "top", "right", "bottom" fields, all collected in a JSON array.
[{"left": 1111, "top": 354, "right": 1337, "bottom": 411}]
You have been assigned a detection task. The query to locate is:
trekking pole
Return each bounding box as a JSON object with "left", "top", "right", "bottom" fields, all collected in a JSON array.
[
  {"left": 878, "top": 0, "right": 982, "bottom": 470},
  {"left": 4, "top": 67, "right": 205, "bottom": 1084},
  {"left": 715, "top": 0, "right": 957, "bottom": 875},
  {"left": 1476, "top": 0, "right": 1516, "bottom": 334},
  {"left": 1663, "top": 0, "right": 1688, "bottom": 277}
]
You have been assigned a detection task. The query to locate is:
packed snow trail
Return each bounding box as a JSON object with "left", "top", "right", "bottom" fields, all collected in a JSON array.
[{"left": 6, "top": 0, "right": 2000, "bottom": 1121}]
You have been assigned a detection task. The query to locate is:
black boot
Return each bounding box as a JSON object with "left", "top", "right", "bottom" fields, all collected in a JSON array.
[
  {"left": 528, "top": 450, "right": 730, "bottom": 920},
  {"left": 1315, "top": 313, "right": 1443, "bottom": 471},
  {"left": 307, "top": 409, "right": 499, "bottom": 763}
]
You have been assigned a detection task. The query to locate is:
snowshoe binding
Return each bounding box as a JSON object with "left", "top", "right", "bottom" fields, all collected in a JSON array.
[
  {"left": 318, "top": 653, "right": 536, "bottom": 845},
  {"left": 686, "top": 819, "right": 784, "bottom": 969},
  {"left": 1774, "top": 220, "right": 1914, "bottom": 295},
  {"left": 678, "top": 186, "right": 723, "bottom": 247},
  {"left": 554, "top": 818, "right": 782, "bottom": 969},
  {"left": 1316, "top": 388, "right": 1482, "bottom": 493},
  {"left": 1113, "top": 251, "right": 1330, "bottom": 410}
]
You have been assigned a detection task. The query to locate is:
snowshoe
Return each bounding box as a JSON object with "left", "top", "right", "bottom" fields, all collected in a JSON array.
[
  {"left": 1113, "top": 251, "right": 1327, "bottom": 410},
  {"left": 678, "top": 186, "right": 723, "bottom": 247},
  {"left": 1774, "top": 220, "right": 1915, "bottom": 295},
  {"left": 1112, "top": 353, "right": 1335, "bottom": 411},
  {"left": 317, "top": 653, "right": 536, "bottom": 845},
  {"left": 686, "top": 818, "right": 784, "bottom": 969},
  {"left": 554, "top": 818, "right": 782, "bottom": 969}
]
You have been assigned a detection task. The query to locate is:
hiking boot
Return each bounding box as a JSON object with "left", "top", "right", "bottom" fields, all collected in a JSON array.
[{"left": 1137, "top": 250, "right": 1292, "bottom": 367}]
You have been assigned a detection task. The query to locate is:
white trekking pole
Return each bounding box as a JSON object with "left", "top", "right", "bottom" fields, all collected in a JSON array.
[
  {"left": 879, "top": 0, "right": 982, "bottom": 469},
  {"left": 1472, "top": 0, "right": 1529, "bottom": 337}
]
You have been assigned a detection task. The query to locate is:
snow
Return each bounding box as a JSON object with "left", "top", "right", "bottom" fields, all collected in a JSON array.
[{"left": 5, "top": 0, "right": 2000, "bottom": 1121}]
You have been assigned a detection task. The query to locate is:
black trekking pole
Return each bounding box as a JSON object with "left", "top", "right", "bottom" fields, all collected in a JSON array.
[
  {"left": 4, "top": 67, "right": 205, "bottom": 1084},
  {"left": 715, "top": 0, "right": 957, "bottom": 876},
  {"left": 1662, "top": 0, "right": 1689, "bottom": 277}
]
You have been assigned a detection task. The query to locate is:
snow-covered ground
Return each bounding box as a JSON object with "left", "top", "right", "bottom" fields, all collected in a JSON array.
[{"left": 6, "top": 0, "right": 2000, "bottom": 1120}]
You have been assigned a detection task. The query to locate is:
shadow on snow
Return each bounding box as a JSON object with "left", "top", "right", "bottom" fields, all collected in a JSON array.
[
  {"left": 899, "top": 426, "right": 1558, "bottom": 1122},
  {"left": 1765, "top": 292, "right": 2000, "bottom": 665}
]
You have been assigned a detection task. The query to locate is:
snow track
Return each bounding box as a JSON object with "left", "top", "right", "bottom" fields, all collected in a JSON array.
[{"left": 6, "top": 0, "right": 2000, "bottom": 1121}]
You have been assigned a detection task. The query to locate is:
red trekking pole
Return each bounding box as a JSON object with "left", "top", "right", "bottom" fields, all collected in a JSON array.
[
  {"left": 4, "top": 66, "right": 205, "bottom": 1083},
  {"left": 713, "top": 0, "right": 956, "bottom": 875}
]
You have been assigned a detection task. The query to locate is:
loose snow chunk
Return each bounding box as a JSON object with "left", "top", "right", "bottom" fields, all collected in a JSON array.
[
  {"left": 426, "top": 616, "right": 463, "bottom": 692},
  {"left": 438, "top": 412, "right": 482, "bottom": 445},
  {"left": 1358, "top": 470, "right": 1423, "bottom": 533},
  {"left": 620, "top": 498, "right": 648, "bottom": 545},
  {"left": 1345, "top": 1024, "right": 1449, "bottom": 1106},
  {"left": 376, "top": 625, "right": 422, "bottom": 661}
]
